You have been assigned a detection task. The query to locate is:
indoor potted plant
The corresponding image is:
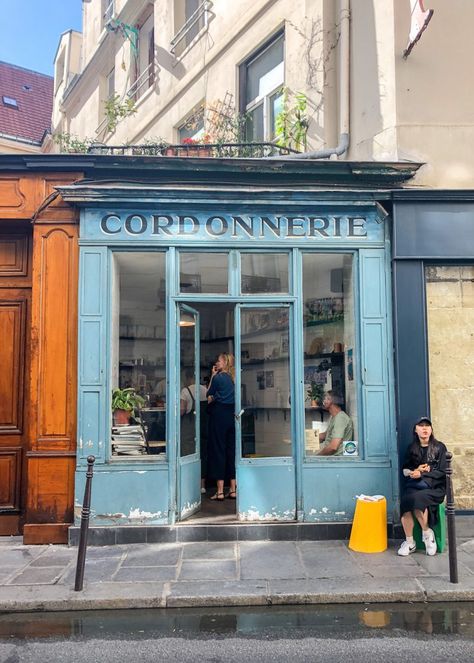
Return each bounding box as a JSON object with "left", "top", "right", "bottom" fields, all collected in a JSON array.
[
  {"left": 112, "top": 387, "right": 145, "bottom": 425},
  {"left": 306, "top": 381, "right": 325, "bottom": 408}
]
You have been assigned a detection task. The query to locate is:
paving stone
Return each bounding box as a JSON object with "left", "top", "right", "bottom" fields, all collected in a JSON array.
[
  {"left": 0, "top": 570, "right": 15, "bottom": 585},
  {"left": 114, "top": 566, "right": 177, "bottom": 582},
  {"left": 239, "top": 542, "right": 305, "bottom": 580},
  {"left": 182, "top": 542, "right": 236, "bottom": 560},
  {"left": 30, "top": 550, "right": 76, "bottom": 567},
  {"left": 59, "top": 558, "right": 121, "bottom": 585},
  {"left": 80, "top": 545, "right": 127, "bottom": 560},
  {"left": 122, "top": 544, "right": 181, "bottom": 567},
  {"left": 8, "top": 566, "right": 65, "bottom": 585},
  {"left": 0, "top": 549, "right": 42, "bottom": 568},
  {"left": 178, "top": 560, "right": 237, "bottom": 581}
]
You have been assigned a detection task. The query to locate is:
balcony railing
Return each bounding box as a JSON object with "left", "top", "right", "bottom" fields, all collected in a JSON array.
[
  {"left": 170, "top": 0, "right": 212, "bottom": 55},
  {"left": 126, "top": 62, "right": 155, "bottom": 101},
  {"left": 103, "top": 0, "right": 114, "bottom": 24},
  {"left": 88, "top": 142, "right": 301, "bottom": 158}
]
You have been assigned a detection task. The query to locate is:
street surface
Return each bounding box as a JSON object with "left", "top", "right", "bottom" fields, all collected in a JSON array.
[{"left": 2, "top": 604, "right": 474, "bottom": 662}]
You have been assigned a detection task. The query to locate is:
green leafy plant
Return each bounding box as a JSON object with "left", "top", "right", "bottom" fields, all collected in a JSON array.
[
  {"left": 104, "top": 94, "right": 137, "bottom": 133},
  {"left": 111, "top": 388, "right": 145, "bottom": 413},
  {"left": 53, "top": 132, "right": 94, "bottom": 154},
  {"left": 275, "top": 88, "right": 309, "bottom": 151},
  {"left": 306, "top": 381, "right": 325, "bottom": 405}
]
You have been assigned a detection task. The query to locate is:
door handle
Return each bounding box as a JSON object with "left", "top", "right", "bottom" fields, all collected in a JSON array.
[{"left": 235, "top": 409, "right": 245, "bottom": 421}]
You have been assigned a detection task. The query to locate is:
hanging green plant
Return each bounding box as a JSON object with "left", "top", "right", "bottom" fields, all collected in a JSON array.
[
  {"left": 104, "top": 94, "right": 137, "bottom": 133},
  {"left": 275, "top": 88, "right": 309, "bottom": 151},
  {"left": 53, "top": 132, "right": 94, "bottom": 154}
]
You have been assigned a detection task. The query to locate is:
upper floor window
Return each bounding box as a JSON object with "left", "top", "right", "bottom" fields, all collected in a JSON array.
[
  {"left": 171, "top": 0, "right": 211, "bottom": 57},
  {"left": 2, "top": 96, "right": 18, "bottom": 109},
  {"left": 178, "top": 105, "right": 205, "bottom": 142},
  {"left": 106, "top": 67, "right": 115, "bottom": 100},
  {"left": 128, "top": 10, "right": 155, "bottom": 101},
  {"left": 241, "top": 33, "right": 284, "bottom": 143}
]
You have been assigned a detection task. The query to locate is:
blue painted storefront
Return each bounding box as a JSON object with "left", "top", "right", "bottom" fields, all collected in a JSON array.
[{"left": 74, "top": 190, "right": 399, "bottom": 528}]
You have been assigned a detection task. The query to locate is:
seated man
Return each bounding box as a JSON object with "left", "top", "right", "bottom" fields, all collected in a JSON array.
[{"left": 318, "top": 390, "right": 354, "bottom": 456}]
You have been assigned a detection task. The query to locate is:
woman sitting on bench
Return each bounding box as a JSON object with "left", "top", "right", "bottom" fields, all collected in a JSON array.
[{"left": 398, "top": 416, "right": 447, "bottom": 557}]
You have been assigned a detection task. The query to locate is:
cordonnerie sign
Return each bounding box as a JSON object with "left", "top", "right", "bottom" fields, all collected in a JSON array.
[{"left": 83, "top": 211, "right": 384, "bottom": 243}]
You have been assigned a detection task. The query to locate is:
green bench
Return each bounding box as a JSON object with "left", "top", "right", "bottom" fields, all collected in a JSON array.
[{"left": 413, "top": 502, "right": 446, "bottom": 553}]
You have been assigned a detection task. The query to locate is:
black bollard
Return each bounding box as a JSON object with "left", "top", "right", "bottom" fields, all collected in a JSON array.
[
  {"left": 74, "top": 455, "right": 95, "bottom": 592},
  {"left": 445, "top": 451, "right": 458, "bottom": 584}
]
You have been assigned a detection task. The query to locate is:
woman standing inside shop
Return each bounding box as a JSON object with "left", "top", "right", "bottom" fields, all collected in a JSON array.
[
  {"left": 207, "top": 353, "right": 236, "bottom": 501},
  {"left": 398, "top": 417, "right": 447, "bottom": 557}
]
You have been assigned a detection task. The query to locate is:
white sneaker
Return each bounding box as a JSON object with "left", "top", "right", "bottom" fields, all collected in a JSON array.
[
  {"left": 398, "top": 540, "right": 416, "bottom": 556},
  {"left": 200, "top": 487, "right": 206, "bottom": 494},
  {"left": 422, "top": 529, "right": 437, "bottom": 556}
]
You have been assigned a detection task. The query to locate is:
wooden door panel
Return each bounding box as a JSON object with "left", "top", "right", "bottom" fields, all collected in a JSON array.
[
  {"left": 0, "top": 449, "right": 21, "bottom": 509},
  {"left": 0, "top": 298, "right": 26, "bottom": 437},
  {"left": 0, "top": 235, "right": 28, "bottom": 277}
]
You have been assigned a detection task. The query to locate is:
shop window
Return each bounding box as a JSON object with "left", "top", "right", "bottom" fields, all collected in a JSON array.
[
  {"left": 240, "top": 253, "right": 289, "bottom": 294},
  {"left": 111, "top": 253, "right": 166, "bottom": 459},
  {"left": 426, "top": 265, "right": 474, "bottom": 507},
  {"left": 240, "top": 32, "right": 284, "bottom": 142},
  {"left": 171, "top": 0, "right": 211, "bottom": 56},
  {"left": 179, "top": 252, "right": 229, "bottom": 294},
  {"left": 302, "top": 254, "right": 358, "bottom": 458},
  {"left": 240, "top": 306, "right": 292, "bottom": 458},
  {"left": 128, "top": 9, "right": 155, "bottom": 101}
]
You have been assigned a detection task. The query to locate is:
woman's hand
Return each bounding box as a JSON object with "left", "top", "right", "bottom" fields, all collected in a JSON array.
[
  {"left": 416, "top": 463, "right": 430, "bottom": 473},
  {"left": 410, "top": 469, "right": 422, "bottom": 479}
]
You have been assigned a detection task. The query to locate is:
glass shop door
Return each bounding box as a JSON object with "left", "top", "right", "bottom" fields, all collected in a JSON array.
[
  {"left": 235, "top": 303, "right": 296, "bottom": 521},
  {"left": 177, "top": 304, "right": 201, "bottom": 521}
]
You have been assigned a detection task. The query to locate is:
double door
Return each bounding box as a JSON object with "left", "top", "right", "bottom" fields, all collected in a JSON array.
[
  {"left": 0, "top": 230, "right": 31, "bottom": 535},
  {"left": 176, "top": 302, "right": 296, "bottom": 522}
]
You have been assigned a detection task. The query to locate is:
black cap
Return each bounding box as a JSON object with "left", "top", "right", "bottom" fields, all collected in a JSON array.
[{"left": 415, "top": 416, "right": 432, "bottom": 426}]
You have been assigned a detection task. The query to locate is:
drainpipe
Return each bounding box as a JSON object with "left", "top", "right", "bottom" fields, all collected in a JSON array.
[{"left": 281, "top": 0, "right": 350, "bottom": 160}]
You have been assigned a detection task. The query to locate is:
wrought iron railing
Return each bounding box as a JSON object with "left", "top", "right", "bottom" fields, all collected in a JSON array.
[
  {"left": 126, "top": 62, "right": 155, "bottom": 101},
  {"left": 103, "top": 0, "right": 114, "bottom": 24},
  {"left": 170, "top": 0, "right": 212, "bottom": 55},
  {"left": 87, "top": 142, "right": 300, "bottom": 158}
]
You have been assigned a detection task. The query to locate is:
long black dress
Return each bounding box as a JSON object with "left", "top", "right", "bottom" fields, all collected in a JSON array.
[{"left": 400, "top": 441, "right": 447, "bottom": 526}]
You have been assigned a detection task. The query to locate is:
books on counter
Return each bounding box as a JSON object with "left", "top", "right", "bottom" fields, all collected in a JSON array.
[{"left": 112, "top": 424, "right": 146, "bottom": 455}]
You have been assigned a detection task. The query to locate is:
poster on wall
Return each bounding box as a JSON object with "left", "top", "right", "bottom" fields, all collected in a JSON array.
[{"left": 347, "top": 348, "right": 353, "bottom": 381}]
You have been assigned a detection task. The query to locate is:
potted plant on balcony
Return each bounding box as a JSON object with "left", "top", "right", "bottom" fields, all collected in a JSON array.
[
  {"left": 306, "top": 381, "right": 325, "bottom": 408},
  {"left": 112, "top": 387, "right": 145, "bottom": 425}
]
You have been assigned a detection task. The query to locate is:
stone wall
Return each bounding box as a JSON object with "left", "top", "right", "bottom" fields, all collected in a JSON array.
[{"left": 426, "top": 265, "right": 474, "bottom": 509}]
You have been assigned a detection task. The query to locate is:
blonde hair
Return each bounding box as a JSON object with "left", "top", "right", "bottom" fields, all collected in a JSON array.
[{"left": 219, "top": 353, "right": 235, "bottom": 381}]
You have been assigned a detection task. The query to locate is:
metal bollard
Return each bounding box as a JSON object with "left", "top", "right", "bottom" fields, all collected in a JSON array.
[
  {"left": 445, "top": 451, "right": 458, "bottom": 584},
  {"left": 74, "top": 455, "right": 95, "bottom": 592}
]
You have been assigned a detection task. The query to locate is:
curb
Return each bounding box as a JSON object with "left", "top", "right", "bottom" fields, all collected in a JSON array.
[{"left": 1, "top": 583, "right": 473, "bottom": 613}]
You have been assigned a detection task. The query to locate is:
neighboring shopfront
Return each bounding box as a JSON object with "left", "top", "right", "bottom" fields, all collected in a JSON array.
[
  {"left": 393, "top": 192, "right": 474, "bottom": 510},
  {"left": 0, "top": 167, "right": 80, "bottom": 543},
  {"left": 59, "top": 161, "right": 417, "bottom": 533}
]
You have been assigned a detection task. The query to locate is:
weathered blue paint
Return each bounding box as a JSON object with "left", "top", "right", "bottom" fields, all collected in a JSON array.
[
  {"left": 238, "top": 462, "right": 296, "bottom": 521},
  {"left": 75, "top": 465, "right": 169, "bottom": 525},
  {"left": 76, "top": 198, "right": 397, "bottom": 526},
  {"left": 302, "top": 462, "right": 392, "bottom": 522}
]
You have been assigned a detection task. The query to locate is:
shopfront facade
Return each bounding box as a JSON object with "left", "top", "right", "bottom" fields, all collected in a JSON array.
[
  {"left": 63, "top": 171, "right": 405, "bottom": 534},
  {"left": 392, "top": 192, "right": 474, "bottom": 510}
]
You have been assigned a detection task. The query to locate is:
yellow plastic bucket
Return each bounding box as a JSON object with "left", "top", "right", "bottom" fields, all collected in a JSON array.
[{"left": 348, "top": 496, "right": 387, "bottom": 553}]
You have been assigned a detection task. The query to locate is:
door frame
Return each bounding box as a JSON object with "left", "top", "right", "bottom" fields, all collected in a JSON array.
[{"left": 175, "top": 303, "right": 202, "bottom": 522}]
